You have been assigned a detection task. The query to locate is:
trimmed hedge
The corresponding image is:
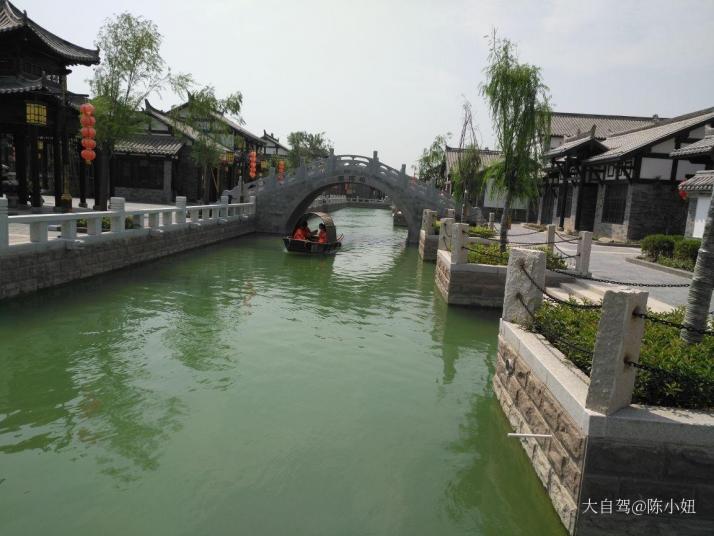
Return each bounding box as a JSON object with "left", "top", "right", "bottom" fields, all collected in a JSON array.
[
  {"left": 532, "top": 303, "right": 714, "bottom": 409},
  {"left": 469, "top": 225, "right": 496, "bottom": 239},
  {"left": 640, "top": 233, "right": 700, "bottom": 271}
]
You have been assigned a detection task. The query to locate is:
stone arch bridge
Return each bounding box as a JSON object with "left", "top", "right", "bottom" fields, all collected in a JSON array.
[{"left": 227, "top": 152, "right": 454, "bottom": 243}]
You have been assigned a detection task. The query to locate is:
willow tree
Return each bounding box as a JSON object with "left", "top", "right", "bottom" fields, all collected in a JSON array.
[
  {"left": 451, "top": 145, "right": 483, "bottom": 211},
  {"left": 681, "top": 190, "right": 714, "bottom": 344},
  {"left": 286, "top": 132, "right": 333, "bottom": 169},
  {"left": 171, "top": 86, "right": 243, "bottom": 202},
  {"left": 417, "top": 134, "right": 450, "bottom": 187},
  {"left": 480, "top": 34, "right": 551, "bottom": 251},
  {"left": 90, "top": 12, "right": 188, "bottom": 209}
]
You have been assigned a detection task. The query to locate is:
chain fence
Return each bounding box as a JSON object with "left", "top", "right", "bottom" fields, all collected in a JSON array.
[{"left": 633, "top": 311, "right": 714, "bottom": 337}]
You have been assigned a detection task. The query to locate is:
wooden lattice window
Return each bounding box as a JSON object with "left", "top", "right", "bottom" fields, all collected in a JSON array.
[
  {"left": 26, "top": 102, "right": 47, "bottom": 125},
  {"left": 601, "top": 183, "right": 628, "bottom": 224}
]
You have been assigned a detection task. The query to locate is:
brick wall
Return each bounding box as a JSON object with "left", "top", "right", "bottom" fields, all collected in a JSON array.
[
  {"left": 0, "top": 219, "right": 255, "bottom": 300},
  {"left": 625, "top": 183, "right": 687, "bottom": 240}
]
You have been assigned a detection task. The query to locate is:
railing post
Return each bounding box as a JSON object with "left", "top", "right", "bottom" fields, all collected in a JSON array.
[
  {"left": 546, "top": 224, "right": 556, "bottom": 254},
  {"left": 488, "top": 212, "right": 495, "bottom": 230},
  {"left": 586, "top": 289, "right": 648, "bottom": 415},
  {"left": 438, "top": 217, "right": 454, "bottom": 252},
  {"left": 422, "top": 209, "right": 436, "bottom": 236},
  {"left": 220, "top": 195, "right": 229, "bottom": 219},
  {"left": 175, "top": 196, "right": 187, "bottom": 224},
  {"left": 502, "top": 248, "right": 546, "bottom": 325},
  {"left": 61, "top": 219, "right": 77, "bottom": 240},
  {"left": 148, "top": 212, "right": 160, "bottom": 229},
  {"left": 161, "top": 209, "right": 174, "bottom": 227},
  {"left": 575, "top": 231, "right": 592, "bottom": 276},
  {"left": 446, "top": 208, "right": 455, "bottom": 220},
  {"left": 29, "top": 221, "right": 48, "bottom": 243},
  {"left": 109, "top": 197, "right": 125, "bottom": 233},
  {"left": 0, "top": 197, "right": 8, "bottom": 250},
  {"left": 86, "top": 216, "right": 102, "bottom": 235},
  {"left": 451, "top": 222, "right": 469, "bottom": 264}
]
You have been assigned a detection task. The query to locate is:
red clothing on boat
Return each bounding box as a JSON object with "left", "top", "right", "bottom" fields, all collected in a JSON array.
[
  {"left": 293, "top": 228, "right": 307, "bottom": 240},
  {"left": 318, "top": 230, "right": 327, "bottom": 244}
]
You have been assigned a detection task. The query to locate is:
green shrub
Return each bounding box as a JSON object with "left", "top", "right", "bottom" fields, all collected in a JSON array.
[
  {"left": 673, "top": 238, "right": 701, "bottom": 263},
  {"left": 469, "top": 225, "right": 496, "bottom": 239},
  {"left": 656, "top": 256, "right": 695, "bottom": 272},
  {"left": 466, "top": 244, "right": 568, "bottom": 270},
  {"left": 640, "top": 234, "right": 684, "bottom": 260},
  {"left": 532, "top": 303, "right": 714, "bottom": 409},
  {"left": 433, "top": 220, "right": 440, "bottom": 235}
]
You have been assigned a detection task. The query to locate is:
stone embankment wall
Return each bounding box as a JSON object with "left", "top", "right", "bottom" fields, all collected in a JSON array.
[
  {"left": 495, "top": 319, "right": 714, "bottom": 536},
  {"left": 0, "top": 219, "right": 254, "bottom": 300},
  {"left": 418, "top": 229, "right": 439, "bottom": 261}
]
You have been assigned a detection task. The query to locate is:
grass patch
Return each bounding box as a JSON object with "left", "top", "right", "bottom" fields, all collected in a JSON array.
[{"left": 532, "top": 303, "right": 714, "bottom": 409}]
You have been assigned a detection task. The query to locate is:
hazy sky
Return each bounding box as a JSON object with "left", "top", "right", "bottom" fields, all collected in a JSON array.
[{"left": 19, "top": 0, "right": 714, "bottom": 170}]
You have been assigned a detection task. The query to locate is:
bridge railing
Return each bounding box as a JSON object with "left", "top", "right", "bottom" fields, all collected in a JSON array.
[{"left": 0, "top": 195, "right": 255, "bottom": 254}]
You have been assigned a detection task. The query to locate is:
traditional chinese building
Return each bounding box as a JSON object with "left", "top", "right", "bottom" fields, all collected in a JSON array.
[
  {"left": 261, "top": 131, "right": 289, "bottom": 158},
  {"left": 672, "top": 125, "right": 714, "bottom": 238},
  {"left": 540, "top": 108, "right": 713, "bottom": 240},
  {"left": 0, "top": 0, "right": 99, "bottom": 208}
]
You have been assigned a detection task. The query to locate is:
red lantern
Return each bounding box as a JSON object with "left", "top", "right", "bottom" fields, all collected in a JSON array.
[
  {"left": 248, "top": 150, "right": 257, "bottom": 179},
  {"left": 80, "top": 114, "right": 96, "bottom": 127},
  {"left": 679, "top": 189, "right": 688, "bottom": 200},
  {"left": 79, "top": 103, "right": 95, "bottom": 115},
  {"left": 81, "top": 149, "right": 96, "bottom": 162},
  {"left": 81, "top": 138, "right": 96, "bottom": 149},
  {"left": 81, "top": 126, "right": 96, "bottom": 138}
]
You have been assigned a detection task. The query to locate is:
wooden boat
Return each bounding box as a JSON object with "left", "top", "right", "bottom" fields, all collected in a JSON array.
[{"left": 283, "top": 212, "right": 343, "bottom": 254}]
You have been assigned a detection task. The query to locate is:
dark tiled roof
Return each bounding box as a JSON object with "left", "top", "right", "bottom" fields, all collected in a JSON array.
[
  {"left": 0, "top": 0, "right": 99, "bottom": 65},
  {"left": 145, "top": 100, "right": 232, "bottom": 153},
  {"left": 679, "top": 170, "right": 714, "bottom": 194},
  {"left": 550, "top": 112, "right": 661, "bottom": 140},
  {"left": 544, "top": 132, "right": 607, "bottom": 158},
  {"left": 670, "top": 136, "right": 714, "bottom": 158},
  {"left": 262, "top": 130, "right": 289, "bottom": 151},
  {"left": 0, "top": 74, "right": 43, "bottom": 94},
  {"left": 214, "top": 113, "right": 265, "bottom": 145},
  {"left": 585, "top": 107, "right": 714, "bottom": 164},
  {"left": 444, "top": 146, "right": 501, "bottom": 176},
  {"left": 114, "top": 134, "right": 183, "bottom": 156}
]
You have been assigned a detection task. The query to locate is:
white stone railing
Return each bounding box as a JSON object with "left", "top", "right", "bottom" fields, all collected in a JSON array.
[{"left": 0, "top": 195, "right": 255, "bottom": 255}]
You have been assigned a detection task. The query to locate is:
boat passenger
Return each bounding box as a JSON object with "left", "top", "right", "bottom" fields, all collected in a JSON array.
[
  {"left": 317, "top": 223, "right": 328, "bottom": 244},
  {"left": 293, "top": 221, "right": 312, "bottom": 241}
]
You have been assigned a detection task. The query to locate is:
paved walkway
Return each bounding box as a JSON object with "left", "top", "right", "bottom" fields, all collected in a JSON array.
[{"left": 505, "top": 223, "right": 711, "bottom": 310}]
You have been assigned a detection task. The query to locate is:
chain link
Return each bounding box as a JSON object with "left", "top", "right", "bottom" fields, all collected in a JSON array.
[
  {"left": 519, "top": 263, "right": 602, "bottom": 309},
  {"left": 633, "top": 312, "right": 714, "bottom": 337},
  {"left": 550, "top": 268, "right": 691, "bottom": 288},
  {"left": 625, "top": 359, "right": 713, "bottom": 386}
]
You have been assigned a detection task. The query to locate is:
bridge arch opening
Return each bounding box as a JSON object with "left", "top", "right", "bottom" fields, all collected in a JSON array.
[{"left": 284, "top": 179, "right": 420, "bottom": 243}]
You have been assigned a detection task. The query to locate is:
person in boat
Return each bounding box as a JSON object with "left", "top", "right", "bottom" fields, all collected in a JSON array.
[
  {"left": 317, "top": 223, "right": 328, "bottom": 244},
  {"left": 292, "top": 220, "right": 312, "bottom": 241}
]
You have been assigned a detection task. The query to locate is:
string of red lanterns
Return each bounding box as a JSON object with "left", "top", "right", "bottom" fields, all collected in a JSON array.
[
  {"left": 277, "top": 159, "right": 285, "bottom": 183},
  {"left": 248, "top": 150, "right": 257, "bottom": 179},
  {"left": 79, "top": 103, "right": 96, "bottom": 165}
]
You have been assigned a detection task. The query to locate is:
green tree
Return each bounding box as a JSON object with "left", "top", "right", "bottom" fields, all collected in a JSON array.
[
  {"left": 286, "top": 131, "right": 333, "bottom": 168},
  {"left": 480, "top": 33, "right": 551, "bottom": 251},
  {"left": 89, "top": 12, "right": 189, "bottom": 209},
  {"left": 451, "top": 145, "right": 483, "bottom": 205},
  {"left": 681, "top": 191, "right": 714, "bottom": 344},
  {"left": 171, "top": 87, "right": 243, "bottom": 202},
  {"left": 417, "top": 134, "right": 450, "bottom": 187}
]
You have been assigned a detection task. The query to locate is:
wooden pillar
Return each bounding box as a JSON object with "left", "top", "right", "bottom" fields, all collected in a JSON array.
[
  {"left": 40, "top": 138, "right": 48, "bottom": 189},
  {"left": 78, "top": 140, "right": 87, "bottom": 208},
  {"left": 29, "top": 128, "right": 41, "bottom": 208},
  {"left": 53, "top": 133, "right": 62, "bottom": 206},
  {"left": 15, "top": 130, "right": 28, "bottom": 205}
]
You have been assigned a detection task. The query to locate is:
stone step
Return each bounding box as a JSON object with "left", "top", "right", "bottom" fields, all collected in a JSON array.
[{"left": 558, "top": 282, "right": 604, "bottom": 305}]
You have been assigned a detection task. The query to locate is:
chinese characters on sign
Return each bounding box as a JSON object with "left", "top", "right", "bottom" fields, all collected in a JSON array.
[{"left": 582, "top": 498, "right": 696, "bottom": 516}]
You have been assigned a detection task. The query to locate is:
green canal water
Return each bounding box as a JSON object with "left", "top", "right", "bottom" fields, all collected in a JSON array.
[{"left": 0, "top": 208, "right": 566, "bottom": 536}]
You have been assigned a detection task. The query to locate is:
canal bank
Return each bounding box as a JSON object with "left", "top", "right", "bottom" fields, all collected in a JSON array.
[{"left": 0, "top": 208, "right": 566, "bottom": 536}]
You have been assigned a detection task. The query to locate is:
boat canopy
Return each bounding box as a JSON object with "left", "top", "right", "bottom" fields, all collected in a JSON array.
[{"left": 293, "top": 212, "right": 337, "bottom": 242}]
